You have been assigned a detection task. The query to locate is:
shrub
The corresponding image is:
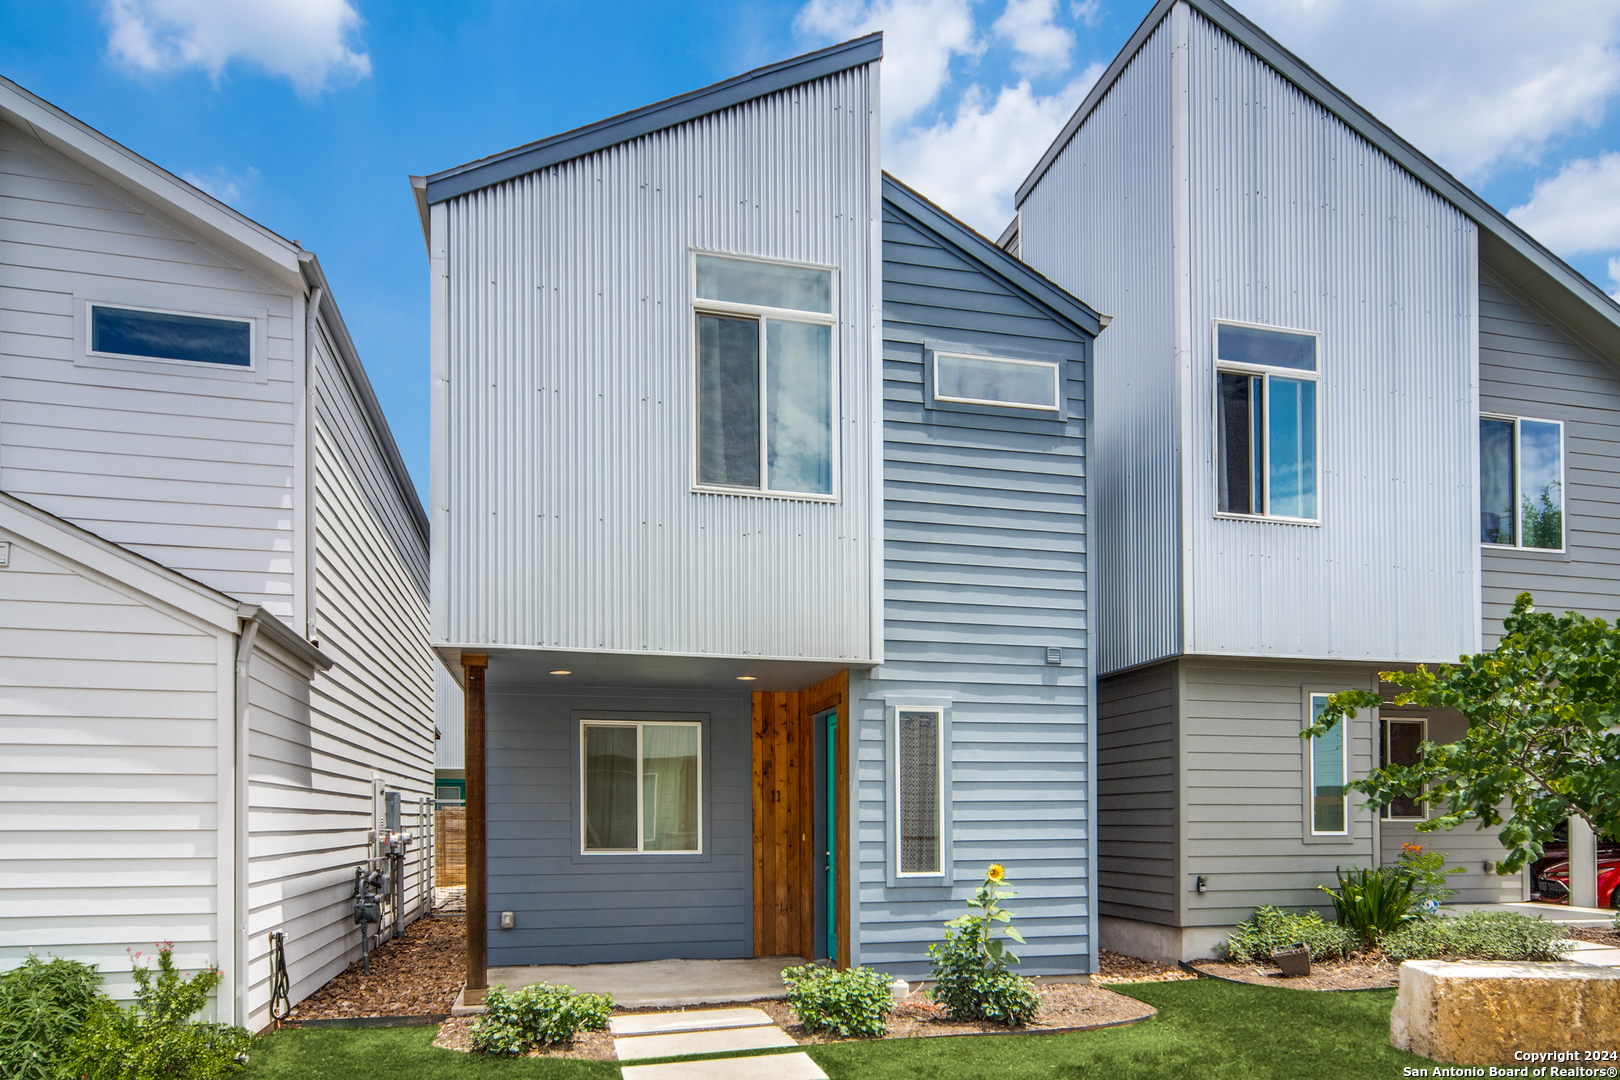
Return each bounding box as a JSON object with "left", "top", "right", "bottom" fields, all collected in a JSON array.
[
  {"left": 68, "top": 944, "right": 252, "bottom": 1080},
  {"left": 468, "top": 982, "right": 613, "bottom": 1054},
  {"left": 927, "top": 864, "right": 1040, "bottom": 1026},
  {"left": 1319, "top": 867, "right": 1418, "bottom": 943},
  {"left": 1393, "top": 843, "right": 1465, "bottom": 909},
  {"left": 1224, "top": 906, "right": 1356, "bottom": 963},
  {"left": 781, "top": 964, "right": 893, "bottom": 1038},
  {"left": 0, "top": 954, "right": 106, "bottom": 1080},
  {"left": 1383, "top": 911, "right": 1570, "bottom": 962}
]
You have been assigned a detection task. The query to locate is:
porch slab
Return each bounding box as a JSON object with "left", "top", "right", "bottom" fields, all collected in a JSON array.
[
  {"left": 483, "top": 957, "right": 798, "bottom": 1008},
  {"left": 614, "top": 1024, "right": 799, "bottom": 1061},
  {"left": 610, "top": 1007, "right": 776, "bottom": 1036},
  {"left": 1446, "top": 902, "right": 1615, "bottom": 928},
  {"left": 621, "top": 1052, "right": 827, "bottom": 1080}
]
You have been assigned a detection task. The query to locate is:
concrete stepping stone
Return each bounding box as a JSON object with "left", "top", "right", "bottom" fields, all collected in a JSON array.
[
  {"left": 610, "top": 1007, "right": 776, "bottom": 1036},
  {"left": 615, "top": 1024, "right": 798, "bottom": 1061},
  {"left": 1564, "top": 948, "right": 1620, "bottom": 968},
  {"left": 621, "top": 1051, "right": 828, "bottom": 1079}
]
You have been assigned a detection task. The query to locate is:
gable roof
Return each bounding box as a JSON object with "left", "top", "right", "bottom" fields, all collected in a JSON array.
[
  {"left": 1014, "top": 0, "right": 1620, "bottom": 364},
  {"left": 422, "top": 34, "right": 883, "bottom": 206},
  {"left": 883, "top": 173, "right": 1105, "bottom": 339}
]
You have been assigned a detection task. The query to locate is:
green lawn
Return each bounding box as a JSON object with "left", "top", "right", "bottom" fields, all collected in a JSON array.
[{"left": 244, "top": 979, "right": 1435, "bottom": 1080}]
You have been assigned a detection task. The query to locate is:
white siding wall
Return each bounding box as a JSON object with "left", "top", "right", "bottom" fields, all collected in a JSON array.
[
  {"left": 0, "top": 120, "right": 299, "bottom": 618},
  {"left": 437, "top": 65, "right": 879, "bottom": 661},
  {"left": 0, "top": 527, "right": 232, "bottom": 1008}
]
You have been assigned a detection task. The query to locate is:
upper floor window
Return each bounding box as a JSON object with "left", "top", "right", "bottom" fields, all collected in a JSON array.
[
  {"left": 89, "top": 303, "right": 253, "bottom": 369},
  {"left": 1215, "top": 321, "right": 1319, "bottom": 522},
  {"left": 1480, "top": 415, "right": 1563, "bottom": 550},
  {"left": 693, "top": 253, "right": 835, "bottom": 497},
  {"left": 933, "top": 352, "right": 1060, "bottom": 411}
]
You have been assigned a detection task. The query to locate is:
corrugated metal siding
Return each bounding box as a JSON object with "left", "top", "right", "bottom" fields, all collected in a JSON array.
[
  {"left": 1478, "top": 265, "right": 1620, "bottom": 642},
  {"left": 440, "top": 66, "right": 877, "bottom": 660},
  {"left": 1183, "top": 10, "right": 1477, "bottom": 661},
  {"left": 435, "top": 664, "right": 465, "bottom": 770},
  {"left": 484, "top": 684, "right": 753, "bottom": 966},
  {"left": 848, "top": 202, "right": 1091, "bottom": 978},
  {"left": 0, "top": 119, "right": 299, "bottom": 618},
  {"left": 1096, "top": 664, "right": 1177, "bottom": 925},
  {"left": 1016, "top": 20, "right": 1179, "bottom": 676}
]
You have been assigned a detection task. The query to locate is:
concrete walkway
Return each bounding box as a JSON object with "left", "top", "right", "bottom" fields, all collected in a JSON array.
[
  {"left": 611, "top": 1006, "right": 824, "bottom": 1079},
  {"left": 1557, "top": 939, "right": 1620, "bottom": 968}
]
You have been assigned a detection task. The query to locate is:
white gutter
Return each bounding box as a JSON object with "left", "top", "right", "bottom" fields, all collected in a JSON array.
[{"left": 303, "top": 285, "right": 323, "bottom": 642}]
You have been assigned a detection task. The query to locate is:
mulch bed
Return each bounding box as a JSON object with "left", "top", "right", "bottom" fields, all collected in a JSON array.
[
  {"left": 1188, "top": 957, "right": 1400, "bottom": 991},
  {"left": 1570, "top": 927, "right": 1620, "bottom": 947},
  {"left": 287, "top": 916, "right": 465, "bottom": 1022},
  {"left": 1092, "top": 948, "right": 1198, "bottom": 985}
]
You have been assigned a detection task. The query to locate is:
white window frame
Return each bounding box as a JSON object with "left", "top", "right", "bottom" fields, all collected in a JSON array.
[
  {"left": 1212, "top": 318, "right": 1323, "bottom": 526},
  {"left": 1307, "top": 692, "right": 1349, "bottom": 837},
  {"left": 931, "top": 351, "right": 1062, "bottom": 412},
  {"left": 1381, "top": 717, "right": 1428, "bottom": 822},
  {"left": 579, "top": 718, "right": 702, "bottom": 855},
  {"left": 895, "top": 707, "right": 945, "bottom": 878},
  {"left": 85, "top": 300, "right": 257, "bottom": 372},
  {"left": 689, "top": 250, "right": 840, "bottom": 502},
  {"left": 1480, "top": 413, "right": 1566, "bottom": 554}
]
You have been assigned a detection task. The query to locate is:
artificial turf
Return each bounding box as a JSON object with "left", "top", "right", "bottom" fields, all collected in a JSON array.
[{"left": 242, "top": 978, "right": 1436, "bottom": 1080}]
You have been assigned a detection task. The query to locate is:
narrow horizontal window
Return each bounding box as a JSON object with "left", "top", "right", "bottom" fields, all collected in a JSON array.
[
  {"left": 90, "top": 304, "right": 252, "bottom": 368},
  {"left": 1309, "top": 694, "right": 1346, "bottom": 836},
  {"left": 1218, "top": 323, "right": 1316, "bottom": 371},
  {"left": 1479, "top": 415, "right": 1564, "bottom": 550},
  {"left": 1215, "top": 322, "right": 1319, "bottom": 521},
  {"left": 897, "top": 709, "right": 942, "bottom": 875},
  {"left": 1381, "top": 719, "right": 1427, "bottom": 821},
  {"left": 696, "top": 254, "right": 832, "bottom": 314},
  {"left": 933, "top": 353, "right": 1060, "bottom": 411},
  {"left": 582, "top": 721, "right": 701, "bottom": 854}
]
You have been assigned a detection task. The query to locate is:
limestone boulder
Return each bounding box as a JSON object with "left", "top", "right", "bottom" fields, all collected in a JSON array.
[{"left": 1391, "top": 960, "right": 1620, "bottom": 1066}]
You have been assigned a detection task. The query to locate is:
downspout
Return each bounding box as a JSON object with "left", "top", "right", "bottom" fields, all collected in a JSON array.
[
  {"left": 233, "top": 614, "right": 261, "bottom": 1027},
  {"left": 304, "top": 286, "right": 323, "bottom": 642}
]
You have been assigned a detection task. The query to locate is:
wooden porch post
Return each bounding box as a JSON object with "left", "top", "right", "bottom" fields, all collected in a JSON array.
[{"left": 463, "top": 653, "right": 488, "bottom": 994}]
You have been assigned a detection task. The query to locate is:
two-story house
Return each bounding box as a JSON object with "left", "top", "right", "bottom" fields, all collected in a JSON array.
[
  {"left": 0, "top": 77, "right": 436, "bottom": 1028},
  {"left": 420, "top": 35, "right": 1104, "bottom": 989},
  {"left": 1005, "top": 0, "right": 1620, "bottom": 961}
]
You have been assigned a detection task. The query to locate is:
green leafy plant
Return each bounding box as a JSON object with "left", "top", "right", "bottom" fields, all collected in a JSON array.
[
  {"left": 781, "top": 964, "right": 894, "bottom": 1038},
  {"left": 1223, "top": 906, "right": 1356, "bottom": 963},
  {"left": 1318, "top": 867, "right": 1418, "bottom": 944},
  {"left": 928, "top": 864, "right": 1040, "bottom": 1026},
  {"left": 68, "top": 944, "right": 252, "bottom": 1080},
  {"left": 1393, "top": 843, "right": 1464, "bottom": 910},
  {"left": 1383, "top": 911, "right": 1569, "bottom": 962},
  {"left": 467, "top": 982, "right": 612, "bottom": 1054},
  {"left": 1306, "top": 593, "right": 1620, "bottom": 875},
  {"left": 0, "top": 954, "right": 106, "bottom": 1080}
]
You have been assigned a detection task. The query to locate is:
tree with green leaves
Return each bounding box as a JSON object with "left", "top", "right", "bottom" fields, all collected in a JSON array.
[{"left": 1305, "top": 593, "right": 1620, "bottom": 874}]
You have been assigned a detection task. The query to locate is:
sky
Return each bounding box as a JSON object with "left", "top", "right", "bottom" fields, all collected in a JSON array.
[{"left": 4, "top": 0, "right": 1620, "bottom": 504}]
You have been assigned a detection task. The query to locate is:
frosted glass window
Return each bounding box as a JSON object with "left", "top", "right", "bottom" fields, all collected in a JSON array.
[
  {"left": 1309, "top": 695, "right": 1346, "bottom": 835},
  {"left": 90, "top": 304, "right": 252, "bottom": 367},
  {"left": 696, "top": 254, "right": 831, "bottom": 314},
  {"left": 897, "top": 710, "right": 941, "bottom": 875},
  {"left": 1215, "top": 322, "right": 1319, "bottom": 521},
  {"left": 933, "top": 353, "right": 1060, "bottom": 411},
  {"left": 582, "top": 721, "right": 700, "bottom": 854},
  {"left": 1480, "top": 416, "right": 1564, "bottom": 550}
]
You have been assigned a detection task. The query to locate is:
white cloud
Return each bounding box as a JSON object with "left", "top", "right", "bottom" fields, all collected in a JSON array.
[
  {"left": 104, "top": 0, "right": 371, "bottom": 96},
  {"left": 888, "top": 63, "right": 1102, "bottom": 231},
  {"left": 181, "top": 166, "right": 259, "bottom": 206},
  {"left": 1233, "top": 0, "right": 1620, "bottom": 181},
  {"left": 794, "top": 0, "right": 981, "bottom": 129},
  {"left": 993, "top": 0, "right": 1074, "bottom": 77},
  {"left": 1070, "top": 0, "right": 1101, "bottom": 29},
  {"left": 1508, "top": 153, "right": 1620, "bottom": 256}
]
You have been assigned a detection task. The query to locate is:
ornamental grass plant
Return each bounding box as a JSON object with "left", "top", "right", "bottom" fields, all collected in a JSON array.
[{"left": 0, "top": 954, "right": 105, "bottom": 1080}]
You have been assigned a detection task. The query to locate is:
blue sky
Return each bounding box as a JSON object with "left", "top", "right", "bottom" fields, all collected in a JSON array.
[{"left": 4, "top": 0, "right": 1619, "bottom": 503}]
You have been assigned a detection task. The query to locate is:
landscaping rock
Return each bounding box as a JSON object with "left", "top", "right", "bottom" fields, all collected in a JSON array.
[{"left": 1390, "top": 960, "right": 1620, "bottom": 1065}]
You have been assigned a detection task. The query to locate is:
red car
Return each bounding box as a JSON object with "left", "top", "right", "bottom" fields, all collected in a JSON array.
[{"left": 1537, "top": 855, "right": 1620, "bottom": 908}]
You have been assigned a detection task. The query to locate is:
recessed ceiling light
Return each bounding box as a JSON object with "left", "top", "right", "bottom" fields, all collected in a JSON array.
[
  {"left": 550, "top": 669, "right": 571, "bottom": 675},
  {"left": 736, "top": 675, "right": 757, "bottom": 681}
]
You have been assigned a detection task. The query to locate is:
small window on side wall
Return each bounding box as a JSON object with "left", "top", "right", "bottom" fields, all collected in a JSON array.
[
  {"left": 89, "top": 303, "right": 253, "bottom": 368},
  {"left": 897, "top": 709, "right": 942, "bottom": 876},
  {"left": 1216, "top": 322, "right": 1319, "bottom": 521},
  {"left": 1308, "top": 694, "right": 1347, "bottom": 836},
  {"left": 1381, "top": 719, "right": 1427, "bottom": 821},
  {"left": 933, "top": 352, "right": 1061, "bottom": 412},
  {"left": 694, "top": 253, "right": 836, "bottom": 497},
  {"left": 1480, "top": 415, "right": 1563, "bottom": 550}
]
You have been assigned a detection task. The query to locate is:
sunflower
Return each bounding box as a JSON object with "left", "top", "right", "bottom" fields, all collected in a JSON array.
[{"left": 986, "top": 863, "right": 1005, "bottom": 883}]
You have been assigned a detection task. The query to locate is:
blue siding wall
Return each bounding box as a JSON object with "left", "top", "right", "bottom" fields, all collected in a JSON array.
[
  {"left": 849, "top": 194, "right": 1093, "bottom": 977},
  {"left": 484, "top": 684, "right": 752, "bottom": 965}
]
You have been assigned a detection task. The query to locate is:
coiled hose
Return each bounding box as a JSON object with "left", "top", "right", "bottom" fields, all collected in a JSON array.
[{"left": 268, "top": 931, "right": 292, "bottom": 1027}]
